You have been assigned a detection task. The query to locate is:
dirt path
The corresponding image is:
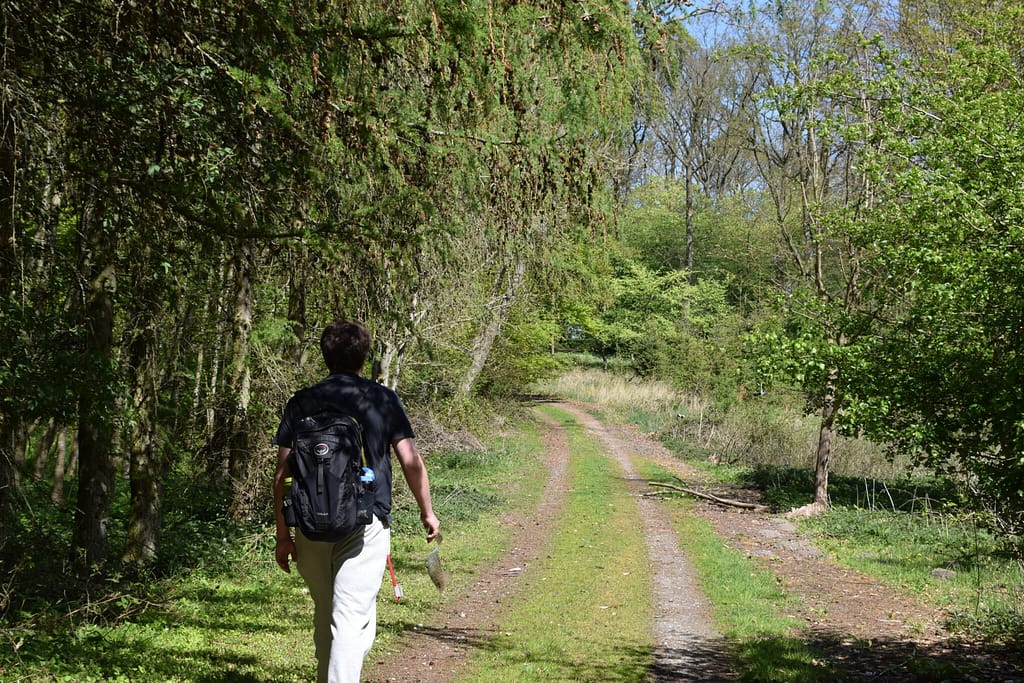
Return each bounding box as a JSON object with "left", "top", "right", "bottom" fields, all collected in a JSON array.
[
  {"left": 363, "top": 408, "right": 572, "bottom": 682},
  {"left": 556, "top": 403, "right": 736, "bottom": 682},
  {"left": 584, "top": 412, "right": 1021, "bottom": 682},
  {"left": 366, "top": 403, "right": 1020, "bottom": 682},
  {"left": 366, "top": 403, "right": 732, "bottom": 681}
]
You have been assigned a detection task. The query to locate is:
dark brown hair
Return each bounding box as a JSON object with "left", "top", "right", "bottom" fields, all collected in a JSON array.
[{"left": 320, "top": 320, "right": 371, "bottom": 374}]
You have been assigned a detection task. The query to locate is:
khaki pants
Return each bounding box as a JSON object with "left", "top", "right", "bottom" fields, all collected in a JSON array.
[{"left": 296, "top": 518, "right": 390, "bottom": 683}]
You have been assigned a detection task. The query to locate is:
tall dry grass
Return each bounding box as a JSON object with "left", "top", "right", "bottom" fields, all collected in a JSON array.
[
  {"left": 537, "top": 368, "right": 905, "bottom": 479},
  {"left": 539, "top": 368, "right": 699, "bottom": 415}
]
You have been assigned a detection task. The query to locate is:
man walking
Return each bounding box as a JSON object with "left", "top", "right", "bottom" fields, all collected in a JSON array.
[{"left": 273, "top": 320, "right": 440, "bottom": 683}]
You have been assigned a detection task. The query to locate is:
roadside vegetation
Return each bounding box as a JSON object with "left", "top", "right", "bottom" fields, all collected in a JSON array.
[
  {"left": 536, "top": 368, "right": 1024, "bottom": 652},
  {"left": 1, "top": 405, "right": 547, "bottom": 682}
]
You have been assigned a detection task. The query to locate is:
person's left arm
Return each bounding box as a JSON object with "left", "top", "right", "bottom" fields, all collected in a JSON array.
[{"left": 393, "top": 437, "right": 440, "bottom": 542}]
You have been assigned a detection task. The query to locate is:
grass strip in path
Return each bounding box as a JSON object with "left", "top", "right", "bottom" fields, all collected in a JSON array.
[
  {"left": 556, "top": 402, "right": 734, "bottom": 682},
  {"left": 455, "top": 405, "right": 653, "bottom": 682}
]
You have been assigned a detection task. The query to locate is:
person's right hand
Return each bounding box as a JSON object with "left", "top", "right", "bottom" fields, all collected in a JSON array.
[{"left": 421, "top": 512, "right": 440, "bottom": 543}]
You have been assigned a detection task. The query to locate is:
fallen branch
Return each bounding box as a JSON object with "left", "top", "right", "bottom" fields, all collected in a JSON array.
[{"left": 648, "top": 481, "right": 769, "bottom": 512}]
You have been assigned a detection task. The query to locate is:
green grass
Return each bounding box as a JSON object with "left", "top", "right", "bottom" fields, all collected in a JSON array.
[
  {"left": 371, "top": 426, "right": 548, "bottom": 661},
  {"left": 456, "top": 405, "right": 653, "bottom": 682},
  {"left": 2, "top": 547, "right": 313, "bottom": 682},
  {"left": 800, "top": 506, "right": 1024, "bottom": 645},
  {"left": 0, "top": 428, "right": 546, "bottom": 683},
  {"left": 735, "top": 464, "right": 1023, "bottom": 644},
  {"left": 635, "top": 458, "right": 830, "bottom": 682}
]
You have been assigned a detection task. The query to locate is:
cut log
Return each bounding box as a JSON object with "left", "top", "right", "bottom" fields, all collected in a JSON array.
[{"left": 647, "top": 481, "right": 770, "bottom": 513}]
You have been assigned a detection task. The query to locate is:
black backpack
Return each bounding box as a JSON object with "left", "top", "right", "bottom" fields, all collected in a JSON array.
[{"left": 283, "top": 411, "right": 376, "bottom": 542}]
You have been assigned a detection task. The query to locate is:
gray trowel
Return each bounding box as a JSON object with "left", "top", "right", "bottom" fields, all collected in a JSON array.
[{"left": 426, "top": 534, "right": 450, "bottom": 591}]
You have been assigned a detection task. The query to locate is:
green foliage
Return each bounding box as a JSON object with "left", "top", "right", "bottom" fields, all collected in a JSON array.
[
  {"left": 747, "top": 307, "right": 854, "bottom": 416},
  {"left": 622, "top": 182, "right": 776, "bottom": 308},
  {"left": 478, "top": 310, "right": 565, "bottom": 396},
  {"left": 578, "top": 253, "right": 742, "bottom": 395},
  {"left": 833, "top": 6, "right": 1024, "bottom": 544},
  {"left": 587, "top": 177, "right": 761, "bottom": 404},
  {"left": 0, "top": 298, "right": 86, "bottom": 424},
  {"left": 601, "top": 257, "right": 693, "bottom": 358},
  {"left": 619, "top": 180, "right": 691, "bottom": 272},
  {"left": 1, "top": 0, "right": 650, "bottom": 590},
  {"left": 250, "top": 316, "right": 301, "bottom": 350},
  {"left": 0, "top": 452, "right": 238, "bottom": 619},
  {"left": 1, "top": 546, "right": 313, "bottom": 682}
]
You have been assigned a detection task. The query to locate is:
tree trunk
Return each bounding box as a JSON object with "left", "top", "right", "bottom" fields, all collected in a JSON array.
[
  {"left": 203, "top": 241, "right": 252, "bottom": 485},
  {"left": 203, "top": 259, "right": 229, "bottom": 450},
  {"left": 122, "top": 307, "right": 165, "bottom": 566},
  {"left": 377, "top": 292, "right": 427, "bottom": 390},
  {"left": 51, "top": 425, "right": 68, "bottom": 505},
  {"left": 0, "top": 44, "right": 19, "bottom": 534},
  {"left": 70, "top": 203, "right": 118, "bottom": 575},
  {"left": 813, "top": 367, "right": 840, "bottom": 507},
  {"left": 34, "top": 419, "right": 58, "bottom": 479},
  {"left": 458, "top": 257, "right": 526, "bottom": 397},
  {"left": 72, "top": 340, "right": 118, "bottom": 573},
  {"left": 684, "top": 171, "right": 695, "bottom": 276},
  {"left": 10, "top": 420, "right": 27, "bottom": 469},
  {"left": 0, "top": 40, "right": 17, "bottom": 291},
  {"left": 168, "top": 299, "right": 195, "bottom": 440},
  {"left": 189, "top": 261, "right": 220, "bottom": 445},
  {"left": 460, "top": 311, "right": 503, "bottom": 396},
  {"left": 378, "top": 337, "right": 404, "bottom": 390},
  {"left": 0, "top": 421, "right": 23, "bottom": 546},
  {"left": 227, "top": 239, "right": 253, "bottom": 485},
  {"left": 286, "top": 248, "right": 309, "bottom": 368}
]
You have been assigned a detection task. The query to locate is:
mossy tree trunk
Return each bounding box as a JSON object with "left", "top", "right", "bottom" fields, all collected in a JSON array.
[{"left": 71, "top": 201, "right": 118, "bottom": 574}]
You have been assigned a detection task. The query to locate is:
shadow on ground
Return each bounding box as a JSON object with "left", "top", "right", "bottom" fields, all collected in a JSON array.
[
  {"left": 379, "top": 619, "right": 1022, "bottom": 683},
  {"left": 1, "top": 579, "right": 313, "bottom": 683},
  {"left": 804, "top": 629, "right": 1022, "bottom": 682},
  {"left": 381, "top": 619, "right": 737, "bottom": 681}
]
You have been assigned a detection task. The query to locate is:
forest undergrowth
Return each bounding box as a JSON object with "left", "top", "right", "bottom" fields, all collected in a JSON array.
[{"left": 0, "top": 397, "right": 532, "bottom": 682}]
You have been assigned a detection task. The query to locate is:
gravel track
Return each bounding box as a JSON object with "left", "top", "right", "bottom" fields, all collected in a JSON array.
[
  {"left": 556, "top": 403, "right": 736, "bottom": 682},
  {"left": 367, "top": 402, "right": 1020, "bottom": 682},
  {"left": 366, "top": 402, "right": 732, "bottom": 681}
]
